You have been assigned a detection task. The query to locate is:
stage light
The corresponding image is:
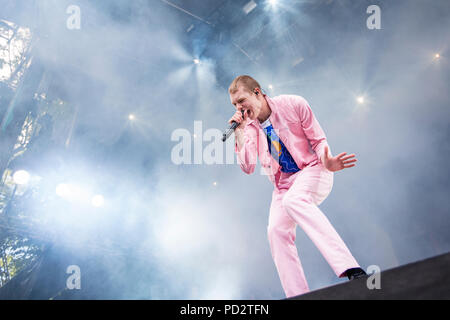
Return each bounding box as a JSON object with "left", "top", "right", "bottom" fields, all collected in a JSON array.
[
  {"left": 268, "top": 84, "right": 273, "bottom": 90},
  {"left": 193, "top": 58, "right": 200, "bottom": 65},
  {"left": 213, "top": 181, "right": 217, "bottom": 187},
  {"left": 435, "top": 53, "right": 440, "bottom": 59},
  {"left": 13, "top": 170, "right": 30, "bottom": 185},
  {"left": 268, "top": 0, "right": 278, "bottom": 6},
  {"left": 357, "top": 96, "right": 365, "bottom": 104},
  {"left": 91, "top": 195, "right": 105, "bottom": 207},
  {"left": 128, "top": 114, "right": 135, "bottom": 120},
  {"left": 56, "top": 183, "right": 71, "bottom": 198}
]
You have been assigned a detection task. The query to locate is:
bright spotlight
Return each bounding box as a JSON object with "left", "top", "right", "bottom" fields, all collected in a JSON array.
[
  {"left": 356, "top": 96, "right": 365, "bottom": 104},
  {"left": 56, "top": 183, "right": 71, "bottom": 198},
  {"left": 213, "top": 181, "right": 217, "bottom": 187},
  {"left": 268, "top": 84, "right": 273, "bottom": 90},
  {"left": 91, "top": 195, "right": 105, "bottom": 207},
  {"left": 193, "top": 58, "right": 200, "bottom": 65},
  {"left": 268, "top": 0, "right": 278, "bottom": 6},
  {"left": 435, "top": 53, "right": 440, "bottom": 59},
  {"left": 13, "top": 170, "right": 30, "bottom": 185},
  {"left": 128, "top": 114, "right": 135, "bottom": 120}
]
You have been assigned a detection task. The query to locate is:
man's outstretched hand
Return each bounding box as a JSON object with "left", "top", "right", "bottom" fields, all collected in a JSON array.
[{"left": 323, "top": 146, "right": 357, "bottom": 172}]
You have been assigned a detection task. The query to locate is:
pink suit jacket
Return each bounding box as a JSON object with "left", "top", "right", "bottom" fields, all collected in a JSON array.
[{"left": 235, "top": 94, "right": 331, "bottom": 188}]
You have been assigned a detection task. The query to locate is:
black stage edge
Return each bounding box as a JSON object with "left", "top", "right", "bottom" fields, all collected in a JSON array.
[{"left": 289, "top": 251, "right": 450, "bottom": 300}]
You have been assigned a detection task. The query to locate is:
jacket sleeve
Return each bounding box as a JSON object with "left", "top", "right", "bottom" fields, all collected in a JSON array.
[
  {"left": 294, "top": 96, "right": 330, "bottom": 165},
  {"left": 235, "top": 127, "right": 257, "bottom": 174}
]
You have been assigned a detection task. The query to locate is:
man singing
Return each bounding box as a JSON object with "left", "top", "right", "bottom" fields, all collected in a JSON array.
[{"left": 228, "top": 75, "right": 366, "bottom": 298}]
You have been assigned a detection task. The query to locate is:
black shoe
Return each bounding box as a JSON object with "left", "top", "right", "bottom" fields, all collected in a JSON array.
[{"left": 345, "top": 267, "right": 367, "bottom": 280}]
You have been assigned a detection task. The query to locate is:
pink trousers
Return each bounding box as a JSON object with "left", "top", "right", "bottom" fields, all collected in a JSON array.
[{"left": 267, "top": 163, "right": 360, "bottom": 298}]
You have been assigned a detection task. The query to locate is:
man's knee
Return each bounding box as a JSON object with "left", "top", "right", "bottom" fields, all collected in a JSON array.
[{"left": 267, "top": 223, "right": 295, "bottom": 245}]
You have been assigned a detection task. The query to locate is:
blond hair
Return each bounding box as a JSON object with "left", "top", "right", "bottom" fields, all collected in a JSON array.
[{"left": 228, "top": 75, "right": 261, "bottom": 94}]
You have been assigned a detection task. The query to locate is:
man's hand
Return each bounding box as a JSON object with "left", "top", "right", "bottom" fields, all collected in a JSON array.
[
  {"left": 323, "top": 146, "right": 357, "bottom": 172},
  {"left": 228, "top": 109, "right": 248, "bottom": 151},
  {"left": 228, "top": 109, "right": 248, "bottom": 132}
]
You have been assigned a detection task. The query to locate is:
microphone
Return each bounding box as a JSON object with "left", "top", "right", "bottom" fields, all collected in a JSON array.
[{"left": 222, "top": 109, "right": 245, "bottom": 142}]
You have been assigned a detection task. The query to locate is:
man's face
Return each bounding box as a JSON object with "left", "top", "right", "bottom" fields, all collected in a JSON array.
[{"left": 229, "top": 85, "right": 262, "bottom": 121}]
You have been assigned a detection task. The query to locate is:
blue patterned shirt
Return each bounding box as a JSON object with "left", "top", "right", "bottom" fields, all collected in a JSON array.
[{"left": 260, "top": 119, "right": 301, "bottom": 173}]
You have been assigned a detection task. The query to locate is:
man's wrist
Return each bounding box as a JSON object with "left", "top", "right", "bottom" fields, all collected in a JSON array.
[{"left": 235, "top": 129, "right": 244, "bottom": 149}]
